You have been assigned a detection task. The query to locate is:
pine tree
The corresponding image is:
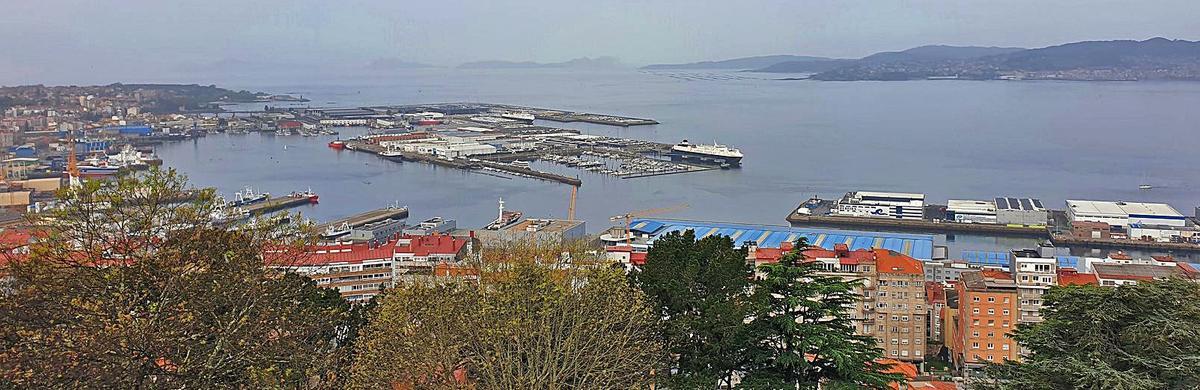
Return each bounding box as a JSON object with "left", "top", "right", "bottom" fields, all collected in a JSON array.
[{"left": 741, "top": 239, "right": 902, "bottom": 389}]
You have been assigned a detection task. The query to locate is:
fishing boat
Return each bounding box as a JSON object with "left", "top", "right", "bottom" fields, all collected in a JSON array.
[{"left": 328, "top": 139, "right": 346, "bottom": 150}]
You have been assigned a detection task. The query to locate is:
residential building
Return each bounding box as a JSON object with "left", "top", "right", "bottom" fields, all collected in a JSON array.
[
  {"left": 1092, "top": 262, "right": 1194, "bottom": 286},
  {"left": 833, "top": 191, "right": 925, "bottom": 220},
  {"left": 1009, "top": 249, "right": 1056, "bottom": 325},
  {"left": 277, "top": 234, "right": 474, "bottom": 303},
  {"left": 476, "top": 218, "right": 586, "bottom": 245},
  {"left": 925, "top": 282, "right": 948, "bottom": 346},
  {"left": 952, "top": 269, "right": 1020, "bottom": 372}
]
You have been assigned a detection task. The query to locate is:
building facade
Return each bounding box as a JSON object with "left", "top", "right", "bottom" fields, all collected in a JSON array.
[
  {"left": 833, "top": 191, "right": 925, "bottom": 220},
  {"left": 952, "top": 270, "right": 1020, "bottom": 371}
]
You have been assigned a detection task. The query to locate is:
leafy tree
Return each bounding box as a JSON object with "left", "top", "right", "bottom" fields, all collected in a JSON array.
[
  {"left": 975, "top": 278, "right": 1200, "bottom": 390},
  {"left": 740, "top": 239, "right": 901, "bottom": 389},
  {"left": 0, "top": 169, "right": 357, "bottom": 388},
  {"left": 628, "top": 230, "right": 754, "bottom": 388},
  {"left": 351, "top": 242, "right": 664, "bottom": 389}
]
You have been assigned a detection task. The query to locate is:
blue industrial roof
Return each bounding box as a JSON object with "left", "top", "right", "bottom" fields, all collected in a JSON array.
[
  {"left": 962, "top": 251, "right": 1010, "bottom": 267},
  {"left": 630, "top": 218, "right": 935, "bottom": 260}
]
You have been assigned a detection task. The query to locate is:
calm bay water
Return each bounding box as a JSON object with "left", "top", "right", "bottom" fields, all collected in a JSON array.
[{"left": 155, "top": 69, "right": 1200, "bottom": 259}]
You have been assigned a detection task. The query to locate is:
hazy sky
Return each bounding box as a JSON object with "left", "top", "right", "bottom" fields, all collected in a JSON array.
[{"left": 2, "top": 0, "right": 1198, "bottom": 84}]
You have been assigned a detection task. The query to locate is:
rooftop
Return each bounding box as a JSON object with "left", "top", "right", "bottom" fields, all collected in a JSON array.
[
  {"left": 503, "top": 218, "right": 583, "bottom": 234},
  {"left": 1093, "top": 263, "right": 1188, "bottom": 281},
  {"left": 1067, "top": 200, "right": 1183, "bottom": 218},
  {"left": 1056, "top": 268, "right": 1099, "bottom": 286},
  {"left": 630, "top": 218, "right": 935, "bottom": 260},
  {"left": 961, "top": 269, "right": 1017, "bottom": 291},
  {"left": 995, "top": 197, "right": 1046, "bottom": 211}
]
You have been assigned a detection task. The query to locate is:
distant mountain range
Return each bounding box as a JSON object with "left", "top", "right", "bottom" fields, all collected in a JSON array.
[
  {"left": 458, "top": 56, "right": 623, "bottom": 69},
  {"left": 641, "top": 55, "right": 836, "bottom": 70},
  {"left": 743, "top": 38, "right": 1200, "bottom": 81}
]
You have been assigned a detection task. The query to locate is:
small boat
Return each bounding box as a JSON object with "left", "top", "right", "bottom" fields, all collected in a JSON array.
[
  {"left": 1139, "top": 184, "right": 1153, "bottom": 190},
  {"left": 290, "top": 188, "right": 320, "bottom": 203},
  {"left": 328, "top": 140, "right": 346, "bottom": 150}
]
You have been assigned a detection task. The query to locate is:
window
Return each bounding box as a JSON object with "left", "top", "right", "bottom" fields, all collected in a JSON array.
[
  {"left": 902, "top": 339, "right": 909, "bottom": 345},
  {"left": 973, "top": 296, "right": 980, "bottom": 302},
  {"left": 1002, "top": 344, "right": 1010, "bottom": 351},
  {"left": 901, "top": 350, "right": 909, "bottom": 357},
  {"left": 891, "top": 350, "right": 898, "bottom": 356},
  {"left": 987, "top": 355, "right": 994, "bottom": 361},
  {"left": 987, "top": 297, "right": 995, "bottom": 302},
  {"left": 987, "top": 331, "right": 994, "bottom": 337},
  {"left": 1002, "top": 321, "right": 1010, "bottom": 328},
  {"left": 988, "top": 309, "right": 995, "bottom": 315},
  {"left": 1002, "top": 309, "right": 1010, "bottom": 315},
  {"left": 988, "top": 320, "right": 995, "bottom": 326},
  {"left": 915, "top": 350, "right": 923, "bottom": 356},
  {"left": 1003, "top": 297, "right": 1010, "bottom": 303},
  {"left": 972, "top": 331, "right": 979, "bottom": 337},
  {"left": 891, "top": 338, "right": 898, "bottom": 345},
  {"left": 987, "top": 343, "right": 995, "bottom": 350},
  {"left": 973, "top": 320, "right": 980, "bottom": 326},
  {"left": 902, "top": 316, "right": 909, "bottom": 321},
  {"left": 892, "top": 315, "right": 899, "bottom": 321},
  {"left": 973, "top": 308, "right": 980, "bottom": 314},
  {"left": 972, "top": 342, "right": 979, "bottom": 349}
]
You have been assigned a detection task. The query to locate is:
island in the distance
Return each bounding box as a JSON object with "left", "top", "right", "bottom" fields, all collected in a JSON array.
[
  {"left": 643, "top": 38, "right": 1200, "bottom": 81},
  {"left": 0, "top": 83, "right": 307, "bottom": 113}
]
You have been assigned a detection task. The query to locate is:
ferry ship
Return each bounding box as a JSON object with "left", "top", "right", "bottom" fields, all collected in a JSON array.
[
  {"left": 501, "top": 112, "right": 536, "bottom": 122},
  {"left": 670, "top": 140, "right": 743, "bottom": 166}
]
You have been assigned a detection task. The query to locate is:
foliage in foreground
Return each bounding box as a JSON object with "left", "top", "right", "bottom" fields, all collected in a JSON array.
[
  {"left": 975, "top": 278, "right": 1200, "bottom": 390},
  {"left": 0, "top": 170, "right": 361, "bottom": 388},
  {"left": 631, "top": 231, "right": 901, "bottom": 389},
  {"left": 350, "top": 242, "right": 665, "bottom": 389}
]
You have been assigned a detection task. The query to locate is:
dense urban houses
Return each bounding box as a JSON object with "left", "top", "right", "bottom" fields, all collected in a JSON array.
[
  {"left": 951, "top": 269, "right": 1020, "bottom": 372},
  {"left": 274, "top": 233, "right": 474, "bottom": 302}
]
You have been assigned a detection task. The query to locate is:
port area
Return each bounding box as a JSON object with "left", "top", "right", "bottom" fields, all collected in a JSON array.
[
  {"left": 315, "top": 206, "right": 410, "bottom": 233},
  {"left": 242, "top": 195, "right": 315, "bottom": 214},
  {"left": 785, "top": 198, "right": 1052, "bottom": 237},
  {"left": 329, "top": 103, "right": 723, "bottom": 185}
]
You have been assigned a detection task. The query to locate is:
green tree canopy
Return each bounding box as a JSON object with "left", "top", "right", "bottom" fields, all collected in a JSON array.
[
  {"left": 351, "top": 242, "right": 664, "bottom": 389},
  {"left": 629, "top": 230, "right": 754, "bottom": 388},
  {"left": 976, "top": 278, "right": 1200, "bottom": 390},
  {"left": 0, "top": 169, "right": 359, "bottom": 388},
  {"left": 741, "top": 239, "right": 901, "bottom": 389}
]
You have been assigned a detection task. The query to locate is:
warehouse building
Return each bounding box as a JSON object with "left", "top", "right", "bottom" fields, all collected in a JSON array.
[
  {"left": 946, "top": 200, "right": 997, "bottom": 224},
  {"left": 832, "top": 191, "right": 925, "bottom": 220},
  {"left": 995, "top": 197, "right": 1049, "bottom": 226},
  {"left": 1066, "top": 200, "right": 1185, "bottom": 228}
]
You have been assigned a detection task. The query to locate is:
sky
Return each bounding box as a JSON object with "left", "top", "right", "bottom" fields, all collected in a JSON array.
[{"left": 2, "top": 0, "right": 1199, "bottom": 84}]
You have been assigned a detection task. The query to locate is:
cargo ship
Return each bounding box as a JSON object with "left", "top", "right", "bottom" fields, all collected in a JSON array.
[{"left": 670, "top": 140, "right": 743, "bottom": 166}]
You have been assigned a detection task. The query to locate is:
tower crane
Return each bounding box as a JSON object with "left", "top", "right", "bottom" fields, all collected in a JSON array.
[{"left": 610, "top": 204, "right": 689, "bottom": 245}]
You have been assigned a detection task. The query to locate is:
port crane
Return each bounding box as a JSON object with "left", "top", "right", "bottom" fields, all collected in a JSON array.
[{"left": 610, "top": 203, "right": 689, "bottom": 245}]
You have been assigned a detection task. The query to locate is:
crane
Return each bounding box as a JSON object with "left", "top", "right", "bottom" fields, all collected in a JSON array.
[
  {"left": 65, "top": 131, "right": 81, "bottom": 188},
  {"left": 610, "top": 203, "right": 689, "bottom": 245}
]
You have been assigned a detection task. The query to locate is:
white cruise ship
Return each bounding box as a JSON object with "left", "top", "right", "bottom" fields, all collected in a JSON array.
[{"left": 671, "top": 140, "right": 743, "bottom": 166}]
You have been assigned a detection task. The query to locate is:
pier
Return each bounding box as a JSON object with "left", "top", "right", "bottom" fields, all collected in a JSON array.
[
  {"left": 785, "top": 212, "right": 1052, "bottom": 237},
  {"left": 243, "top": 195, "right": 317, "bottom": 214},
  {"left": 317, "top": 206, "right": 410, "bottom": 232},
  {"left": 1050, "top": 234, "right": 1200, "bottom": 253}
]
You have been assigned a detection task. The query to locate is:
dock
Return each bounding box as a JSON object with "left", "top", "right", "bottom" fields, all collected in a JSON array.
[
  {"left": 346, "top": 140, "right": 583, "bottom": 186},
  {"left": 785, "top": 212, "right": 1051, "bottom": 237},
  {"left": 243, "top": 195, "right": 316, "bottom": 214},
  {"left": 1050, "top": 234, "right": 1200, "bottom": 253},
  {"left": 317, "top": 206, "right": 409, "bottom": 232}
]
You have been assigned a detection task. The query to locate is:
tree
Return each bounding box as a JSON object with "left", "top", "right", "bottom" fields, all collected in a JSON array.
[
  {"left": 741, "top": 239, "right": 901, "bottom": 389},
  {"left": 0, "top": 169, "right": 357, "bottom": 388},
  {"left": 628, "top": 230, "right": 754, "bottom": 388},
  {"left": 350, "top": 241, "right": 665, "bottom": 389},
  {"left": 975, "top": 278, "right": 1200, "bottom": 390}
]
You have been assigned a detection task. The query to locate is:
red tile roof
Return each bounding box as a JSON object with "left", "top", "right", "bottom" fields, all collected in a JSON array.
[
  {"left": 981, "top": 268, "right": 1013, "bottom": 280},
  {"left": 396, "top": 234, "right": 467, "bottom": 257},
  {"left": 874, "top": 249, "right": 923, "bottom": 275},
  {"left": 925, "top": 282, "right": 947, "bottom": 304},
  {"left": 630, "top": 252, "right": 647, "bottom": 265},
  {"left": 1056, "top": 267, "right": 1099, "bottom": 286}
]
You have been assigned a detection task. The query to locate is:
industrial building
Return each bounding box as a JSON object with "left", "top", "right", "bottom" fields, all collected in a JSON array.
[
  {"left": 994, "top": 197, "right": 1049, "bottom": 226},
  {"left": 613, "top": 219, "right": 936, "bottom": 261},
  {"left": 476, "top": 218, "right": 586, "bottom": 245},
  {"left": 1066, "top": 200, "right": 1186, "bottom": 227},
  {"left": 946, "top": 200, "right": 997, "bottom": 224},
  {"left": 832, "top": 191, "right": 925, "bottom": 220}
]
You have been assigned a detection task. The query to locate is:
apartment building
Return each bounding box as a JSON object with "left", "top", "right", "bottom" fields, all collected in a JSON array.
[
  {"left": 801, "top": 245, "right": 927, "bottom": 362},
  {"left": 1009, "top": 249, "right": 1056, "bottom": 325},
  {"left": 952, "top": 269, "right": 1020, "bottom": 372}
]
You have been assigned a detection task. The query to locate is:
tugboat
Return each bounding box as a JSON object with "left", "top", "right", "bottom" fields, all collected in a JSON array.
[{"left": 328, "top": 139, "right": 346, "bottom": 150}]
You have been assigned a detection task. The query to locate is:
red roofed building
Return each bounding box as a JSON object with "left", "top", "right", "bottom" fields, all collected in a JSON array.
[
  {"left": 276, "top": 234, "right": 474, "bottom": 302},
  {"left": 1056, "top": 268, "right": 1099, "bottom": 286}
]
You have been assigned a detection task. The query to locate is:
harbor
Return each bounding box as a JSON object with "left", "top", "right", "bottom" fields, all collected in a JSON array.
[
  {"left": 315, "top": 205, "right": 410, "bottom": 237},
  {"left": 318, "top": 102, "right": 734, "bottom": 186}
]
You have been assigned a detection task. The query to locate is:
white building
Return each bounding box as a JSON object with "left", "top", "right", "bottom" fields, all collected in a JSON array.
[
  {"left": 833, "top": 191, "right": 925, "bottom": 220},
  {"left": 1008, "top": 249, "right": 1056, "bottom": 325},
  {"left": 1066, "top": 200, "right": 1186, "bottom": 228},
  {"left": 947, "top": 199, "right": 997, "bottom": 224},
  {"left": 319, "top": 118, "right": 369, "bottom": 126}
]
